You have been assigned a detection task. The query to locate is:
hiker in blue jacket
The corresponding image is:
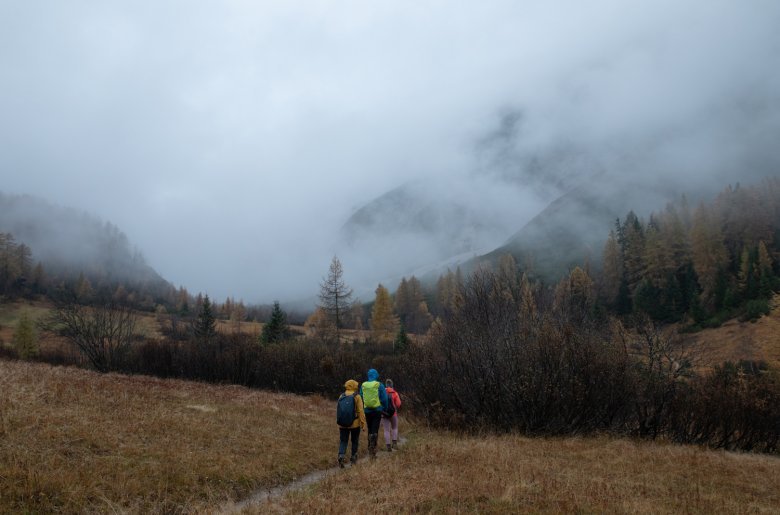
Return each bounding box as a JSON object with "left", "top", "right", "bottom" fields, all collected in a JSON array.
[{"left": 360, "top": 368, "right": 389, "bottom": 459}]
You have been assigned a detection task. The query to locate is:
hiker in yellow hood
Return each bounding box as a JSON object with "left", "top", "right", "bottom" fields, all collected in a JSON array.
[{"left": 336, "top": 379, "right": 366, "bottom": 467}]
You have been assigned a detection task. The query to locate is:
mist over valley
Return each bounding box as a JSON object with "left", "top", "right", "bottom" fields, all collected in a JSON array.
[
  {"left": 5, "top": 4, "right": 780, "bottom": 513},
  {"left": 1, "top": 0, "right": 779, "bottom": 303}
]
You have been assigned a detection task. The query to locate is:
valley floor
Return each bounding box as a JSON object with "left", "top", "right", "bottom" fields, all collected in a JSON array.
[
  {"left": 0, "top": 360, "right": 334, "bottom": 513},
  {"left": 261, "top": 431, "right": 780, "bottom": 514},
  {"left": 2, "top": 360, "right": 780, "bottom": 514}
]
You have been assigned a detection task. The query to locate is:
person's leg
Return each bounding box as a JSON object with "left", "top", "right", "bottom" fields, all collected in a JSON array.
[
  {"left": 366, "top": 411, "right": 381, "bottom": 438},
  {"left": 350, "top": 427, "right": 361, "bottom": 462},
  {"left": 391, "top": 414, "right": 399, "bottom": 444},
  {"left": 365, "top": 411, "right": 381, "bottom": 457},
  {"left": 382, "top": 416, "right": 392, "bottom": 449},
  {"left": 339, "top": 428, "right": 350, "bottom": 455},
  {"left": 338, "top": 428, "right": 349, "bottom": 467}
]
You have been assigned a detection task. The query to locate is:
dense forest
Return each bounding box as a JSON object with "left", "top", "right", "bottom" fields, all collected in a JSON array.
[{"left": 598, "top": 178, "right": 780, "bottom": 326}]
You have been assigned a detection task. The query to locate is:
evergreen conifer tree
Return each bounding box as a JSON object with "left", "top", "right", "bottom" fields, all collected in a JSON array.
[
  {"left": 260, "top": 301, "right": 290, "bottom": 344},
  {"left": 394, "top": 324, "right": 410, "bottom": 353},
  {"left": 601, "top": 230, "right": 623, "bottom": 306},
  {"left": 13, "top": 313, "right": 38, "bottom": 360},
  {"left": 194, "top": 295, "right": 217, "bottom": 339}
]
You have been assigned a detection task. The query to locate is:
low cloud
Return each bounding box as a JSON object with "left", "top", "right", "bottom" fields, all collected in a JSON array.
[{"left": 1, "top": 1, "right": 778, "bottom": 301}]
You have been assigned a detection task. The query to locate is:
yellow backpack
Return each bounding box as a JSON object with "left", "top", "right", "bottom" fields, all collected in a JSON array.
[{"left": 362, "top": 381, "right": 381, "bottom": 409}]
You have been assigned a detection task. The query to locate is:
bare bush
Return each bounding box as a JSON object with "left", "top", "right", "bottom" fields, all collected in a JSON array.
[
  {"left": 46, "top": 302, "right": 138, "bottom": 372},
  {"left": 668, "top": 363, "right": 780, "bottom": 453},
  {"left": 404, "top": 266, "right": 780, "bottom": 453},
  {"left": 126, "top": 330, "right": 410, "bottom": 398},
  {"left": 616, "top": 314, "right": 695, "bottom": 437},
  {"left": 407, "top": 268, "right": 632, "bottom": 433}
]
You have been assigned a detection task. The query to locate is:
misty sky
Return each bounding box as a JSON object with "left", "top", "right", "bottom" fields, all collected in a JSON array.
[{"left": 2, "top": 1, "right": 779, "bottom": 302}]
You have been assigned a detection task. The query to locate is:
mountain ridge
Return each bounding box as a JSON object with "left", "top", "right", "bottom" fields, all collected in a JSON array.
[{"left": 0, "top": 191, "right": 171, "bottom": 295}]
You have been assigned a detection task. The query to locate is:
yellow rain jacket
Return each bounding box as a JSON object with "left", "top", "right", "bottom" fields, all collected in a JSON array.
[{"left": 340, "top": 379, "right": 367, "bottom": 430}]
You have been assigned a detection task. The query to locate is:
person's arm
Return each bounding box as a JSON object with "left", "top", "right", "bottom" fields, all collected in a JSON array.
[
  {"left": 394, "top": 391, "right": 401, "bottom": 409},
  {"left": 379, "top": 384, "right": 389, "bottom": 410},
  {"left": 356, "top": 394, "right": 367, "bottom": 430}
]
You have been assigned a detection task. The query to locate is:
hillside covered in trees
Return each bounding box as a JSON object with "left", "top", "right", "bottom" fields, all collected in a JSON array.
[
  {"left": 597, "top": 178, "right": 780, "bottom": 327},
  {"left": 0, "top": 192, "right": 174, "bottom": 309}
]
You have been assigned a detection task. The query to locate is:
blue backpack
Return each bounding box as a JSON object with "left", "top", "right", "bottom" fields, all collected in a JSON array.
[
  {"left": 383, "top": 391, "right": 396, "bottom": 417},
  {"left": 336, "top": 393, "right": 357, "bottom": 426}
]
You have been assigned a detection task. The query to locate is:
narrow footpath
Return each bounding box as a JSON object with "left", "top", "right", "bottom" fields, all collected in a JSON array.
[{"left": 217, "top": 437, "right": 407, "bottom": 514}]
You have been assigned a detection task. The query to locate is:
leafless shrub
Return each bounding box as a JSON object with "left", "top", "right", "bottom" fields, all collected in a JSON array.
[
  {"left": 668, "top": 362, "right": 780, "bottom": 452},
  {"left": 407, "top": 267, "right": 632, "bottom": 433},
  {"left": 45, "top": 302, "right": 138, "bottom": 372},
  {"left": 615, "top": 314, "right": 695, "bottom": 437},
  {"left": 404, "top": 267, "right": 780, "bottom": 453}
]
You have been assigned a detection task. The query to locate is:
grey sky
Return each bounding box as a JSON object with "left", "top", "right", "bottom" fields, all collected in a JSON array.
[{"left": 1, "top": 1, "right": 779, "bottom": 302}]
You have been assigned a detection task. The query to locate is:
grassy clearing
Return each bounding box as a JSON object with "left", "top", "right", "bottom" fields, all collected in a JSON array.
[
  {"left": 0, "top": 300, "right": 51, "bottom": 343},
  {"left": 5, "top": 350, "right": 780, "bottom": 513},
  {"left": 681, "top": 294, "right": 780, "bottom": 370},
  {"left": 4, "top": 359, "right": 780, "bottom": 514},
  {"left": 262, "top": 430, "right": 780, "bottom": 514},
  {"left": 0, "top": 360, "right": 335, "bottom": 513}
]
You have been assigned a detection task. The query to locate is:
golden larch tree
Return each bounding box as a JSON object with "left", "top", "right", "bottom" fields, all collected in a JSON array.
[{"left": 370, "top": 284, "right": 398, "bottom": 342}]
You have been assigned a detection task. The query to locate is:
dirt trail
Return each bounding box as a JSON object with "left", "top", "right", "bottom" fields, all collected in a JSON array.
[{"left": 217, "top": 437, "right": 407, "bottom": 514}]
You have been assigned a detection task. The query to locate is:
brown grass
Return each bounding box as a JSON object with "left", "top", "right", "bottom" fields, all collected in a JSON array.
[
  {"left": 681, "top": 295, "right": 780, "bottom": 370},
  {"left": 262, "top": 430, "right": 780, "bottom": 514},
  {"left": 4, "top": 360, "right": 780, "bottom": 514},
  {"left": 0, "top": 360, "right": 335, "bottom": 513}
]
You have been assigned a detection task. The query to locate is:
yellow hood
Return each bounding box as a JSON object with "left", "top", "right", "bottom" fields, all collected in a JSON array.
[{"left": 344, "top": 379, "right": 359, "bottom": 392}]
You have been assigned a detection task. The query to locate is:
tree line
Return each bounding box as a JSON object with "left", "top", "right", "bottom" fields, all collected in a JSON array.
[{"left": 4, "top": 178, "right": 780, "bottom": 454}]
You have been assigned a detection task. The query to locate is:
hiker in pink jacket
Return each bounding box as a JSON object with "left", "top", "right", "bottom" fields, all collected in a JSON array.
[{"left": 381, "top": 378, "right": 402, "bottom": 451}]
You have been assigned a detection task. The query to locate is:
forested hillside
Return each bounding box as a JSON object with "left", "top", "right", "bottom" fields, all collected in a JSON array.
[
  {"left": 0, "top": 192, "right": 174, "bottom": 310},
  {"left": 598, "top": 178, "right": 780, "bottom": 326}
]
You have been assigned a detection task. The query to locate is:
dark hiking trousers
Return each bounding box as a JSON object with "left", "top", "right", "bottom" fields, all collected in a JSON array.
[
  {"left": 365, "top": 410, "right": 382, "bottom": 440},
  {"left": 339, "top": 427, "right": 361, "bottom": 456}
]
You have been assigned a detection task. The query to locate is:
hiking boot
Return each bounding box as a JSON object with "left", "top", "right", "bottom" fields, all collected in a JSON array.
[
  {"left": 350, "top": 453, "right": 358, "bottom": 465},
  {"left": 368, "top": 434, "right": 378, "bottom": 459},
  {"left": 386, "top": 444, "right": 392, "bottom": 452},
  {"left": 338, "top": 455, "right": 346, "bottom": 468},
  {"left": 392, "top": 440, "right": 398, "bottom": 449}
]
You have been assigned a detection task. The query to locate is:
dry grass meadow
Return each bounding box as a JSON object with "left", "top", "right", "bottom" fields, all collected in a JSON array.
[
  {"left": 261, "top": 431, "right": 780, "bottom": 514},
  {"left": 0, "top": 359, "right": 334, "bottom": 514},
  {"left": 3, "top": 360, "right": 780, "bottom": 514},
  {"left": 681, "top": 295, "right": 780, "bottom": 370}
]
